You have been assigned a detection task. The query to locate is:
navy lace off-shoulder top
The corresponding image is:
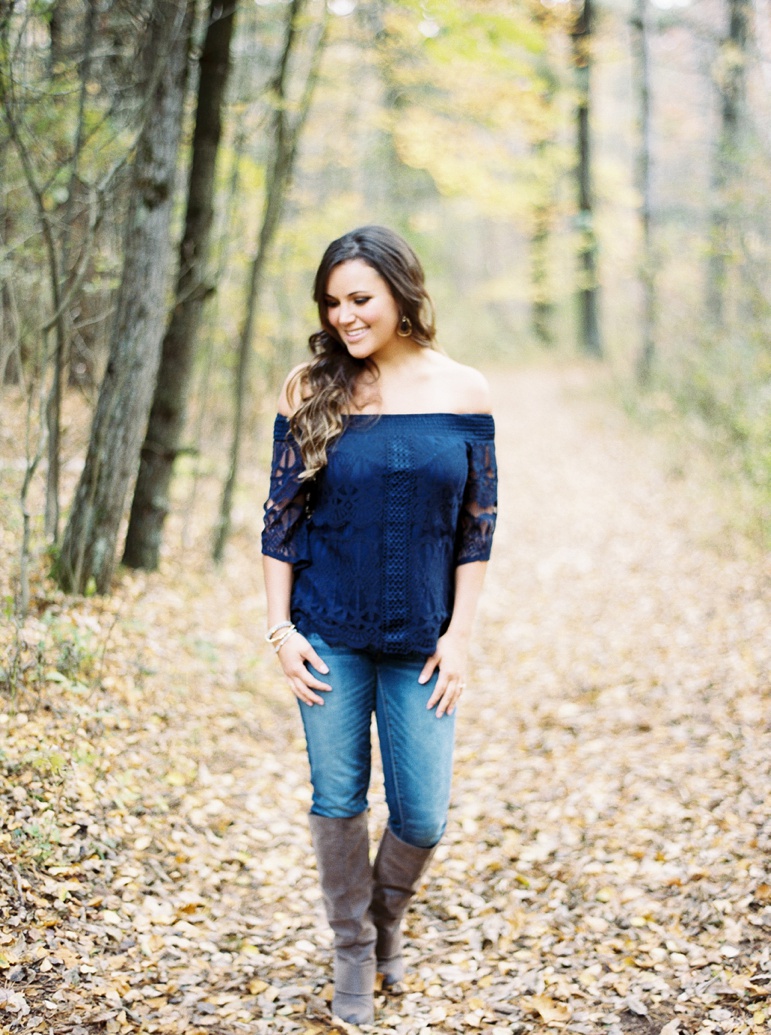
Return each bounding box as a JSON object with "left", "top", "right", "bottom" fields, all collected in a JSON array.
[{"left": 261, "top": 413, "right": 497, "bottom": 655}]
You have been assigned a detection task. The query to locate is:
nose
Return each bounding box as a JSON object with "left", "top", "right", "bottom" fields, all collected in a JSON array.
[{"left": 338, "top": 301, "right": 356, "bottom": 326}]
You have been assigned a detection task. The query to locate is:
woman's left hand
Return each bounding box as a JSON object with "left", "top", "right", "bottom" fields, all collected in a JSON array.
[{"left": 419, "top": 632, "right": 469, "bottom": 718}]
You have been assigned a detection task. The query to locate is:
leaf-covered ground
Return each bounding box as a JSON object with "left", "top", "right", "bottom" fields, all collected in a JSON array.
[{"left": 1, "top": 365, "right": 770, "bottom": 1035}]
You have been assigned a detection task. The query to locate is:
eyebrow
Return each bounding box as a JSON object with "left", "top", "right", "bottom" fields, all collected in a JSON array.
[{"left": 323, "top": 289, "right": 372, "bottom": 300}]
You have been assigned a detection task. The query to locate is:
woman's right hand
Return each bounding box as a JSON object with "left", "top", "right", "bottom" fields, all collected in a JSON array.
[{"left": 276, "top": 632, "right": 331, "bottom": 706}]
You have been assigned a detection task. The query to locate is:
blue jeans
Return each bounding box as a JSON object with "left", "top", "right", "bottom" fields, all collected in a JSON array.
[{"left": 299, "top": 633, "right": 457, "bottom": 849}]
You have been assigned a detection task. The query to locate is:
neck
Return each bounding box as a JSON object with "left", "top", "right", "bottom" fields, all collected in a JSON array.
[{"left": 371, "top": 338, "right": 429, "bottom": 375}]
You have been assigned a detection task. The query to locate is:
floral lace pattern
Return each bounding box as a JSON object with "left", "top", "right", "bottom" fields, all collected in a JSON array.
[
  {"left": 262, "top": 413, "right": 497, "bottom": 654},
  {"left": 261, "top": 434, "right": 309, "bottom": 566}
]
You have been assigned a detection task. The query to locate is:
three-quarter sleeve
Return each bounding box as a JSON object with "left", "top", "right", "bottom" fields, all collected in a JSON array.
[
  {"left": 456, "top": 435, "right": 498, "bottom": 564},
  {"left": 261, "top": 416, "right": 310, "bottom": 566}
]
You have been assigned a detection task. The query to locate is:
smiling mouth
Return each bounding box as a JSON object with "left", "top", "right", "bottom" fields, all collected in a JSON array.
[{"left": 343, "top": 328, "right": 367, "bottom": 342}]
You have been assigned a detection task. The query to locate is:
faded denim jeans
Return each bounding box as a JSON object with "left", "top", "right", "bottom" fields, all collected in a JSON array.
[{"left": 298, "top": 632, "right": 456, "bottom": 848}]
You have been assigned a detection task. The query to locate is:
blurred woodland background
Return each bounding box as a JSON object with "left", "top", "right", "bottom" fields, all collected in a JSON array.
[{"left": 1, "top": 0, "right": 770, "bottom": 604}]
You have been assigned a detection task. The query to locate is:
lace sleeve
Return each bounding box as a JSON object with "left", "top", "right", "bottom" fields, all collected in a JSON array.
[
  {"left": 456, "top": 437, "right": 498, "bottom": 565},
  {"left": 261, "top": 417, "right": 310, "bottom": 566}
]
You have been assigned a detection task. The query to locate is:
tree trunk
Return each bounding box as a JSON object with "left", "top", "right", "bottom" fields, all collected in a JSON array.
[
  {"left": 63, "top": 0, "right": 99, "bottom": 390},
  {"left": 531, "top": 198, "right": 554, "bottom": 348},
  {"left": 706, "top": 0, "right": 751, "bottom": 327},
  {"left": 48, "top": 1, "right": 66, "bottom": 74},
  {"left": 0, "top": 147, "right": 21, "bottom": 386},
  {"left": 45, "top": 0, "right": 99, "bottom": 542},
  {"left": 631, "top": 0, "right": 655, "bottom": 385},
  {"left": 0, "top": 281, "right": 20, "bottom": 384},
  {"left": 213, "top": 0, "right": 327, "bottom": 562},
  {"left": 56, "top": 0, "right": 194, "bottom": 595},
  {"left": 528, "top": 4, "right": 558, "bottom": 349},
  {"left": 572, "top": 0, "right": 602, "bottom": 357},
  {"left": 123, "top": 0, "right": 238, "bottom": 572}
]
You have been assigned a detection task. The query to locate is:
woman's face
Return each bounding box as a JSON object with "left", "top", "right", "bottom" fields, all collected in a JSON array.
[{"left": 323, "top": 259, "right": 403, "bottom": 360}]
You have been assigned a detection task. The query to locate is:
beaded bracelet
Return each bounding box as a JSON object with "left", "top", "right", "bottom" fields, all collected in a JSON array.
[
  {"left": 273, "top": 627, "right": 297, "bottom": 653},
  {"left": 265, "top": 620, "right": 294, "bottom": 644}
]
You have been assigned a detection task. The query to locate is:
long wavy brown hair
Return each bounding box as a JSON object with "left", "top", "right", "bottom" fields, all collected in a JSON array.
[{"left": 290, "top": 225, "right": 436, "bottom": 479}]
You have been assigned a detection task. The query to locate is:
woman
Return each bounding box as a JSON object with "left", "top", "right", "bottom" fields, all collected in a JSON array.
[{"left": 261, "top": 226, "right": 497, "bottom": 1024}]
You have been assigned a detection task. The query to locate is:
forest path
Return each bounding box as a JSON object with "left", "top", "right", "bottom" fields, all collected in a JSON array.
[{"left": 2, "top": 365, "right": 770, "bottom": 1035}]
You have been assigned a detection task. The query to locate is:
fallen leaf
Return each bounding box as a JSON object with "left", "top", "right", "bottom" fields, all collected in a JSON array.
[
  {"left": 0, "top": 989, "right": 30, "bottom": 1016},
  {"left": 659, "top": 1022, "right": 680, "bottom": 1035},
  {"left": 522, "top": 994, "right": 572, "bottom": 1022}
]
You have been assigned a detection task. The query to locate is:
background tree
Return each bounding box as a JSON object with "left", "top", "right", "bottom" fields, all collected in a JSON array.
[
  {"left": 571, "top": 0, "right": 601, "bottom": 357},
  {"left": 123, "top": 0, "right": 239, "bottom": 572},
  {"left": 631, "top": 0, "right": 655, "bottom": 385},
  {"left": 56, "top": 0, "right": 194, "bottom": 594},
  {"left": 526, "top": 0, "right": 566, "bottom": 349},
  {"left": 0, "top": 0, "right": 159, "bottom": 541},
  {"left": 1, "top": 24, "right": 75, "bottom": 542},
  {"left": 706, "top": 0, "right": 751, "bottom": 329},
  {"left": 44, "top": 0, "right": 100, "bottom": 541},
  {"left": 213, "top": 0, "right": 327, "bottom": 562}
]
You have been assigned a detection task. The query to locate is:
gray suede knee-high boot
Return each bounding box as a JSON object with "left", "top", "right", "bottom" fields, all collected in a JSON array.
[
  {"left": 370, "top": 827, "right": 436, "bottom": 988},
  {"left": 309, "top": 813, "right": 377, "bottom": 1025}
]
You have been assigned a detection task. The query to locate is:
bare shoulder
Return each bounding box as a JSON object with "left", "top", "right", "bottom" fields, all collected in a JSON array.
[
  {"left": 277, "top": 362, "right": 311, "bottom": 417},
  {"left": 432, "top": 354, "right": 492, "bottom": 414}
]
